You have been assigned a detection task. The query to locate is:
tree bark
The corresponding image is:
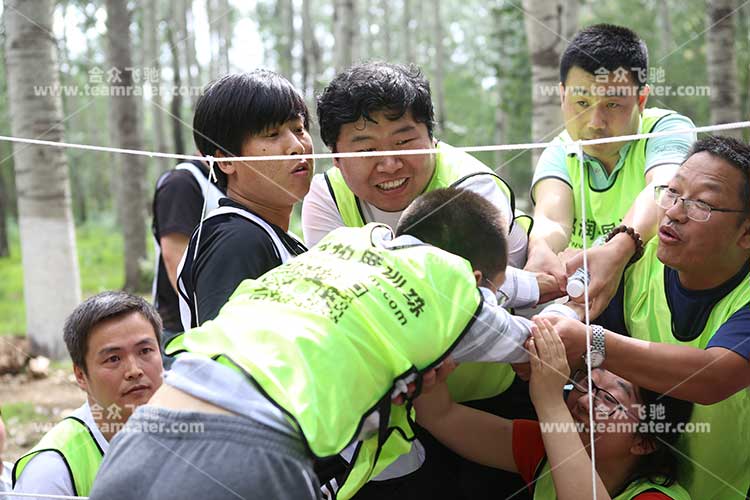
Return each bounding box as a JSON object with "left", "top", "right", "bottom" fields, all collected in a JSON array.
[
  {"left": 380, "top": 0, "right": 392, "bottom": 60},
  {"left": 144, "top": 0, "right": 168, "bottom": 158},
  {"left": 522, "top": 0, "right": 565, "bottom": 165},
  {"left": 182, "top": 0, "right": 200, "bottom": 107},
  {"left": 403, "top": 0, "right": 415, "bottom": 63},
  {"left": 4, "top": 0, "right": 81, "bottom": 358},
  {"left": 562, "top": 0, "right": 579, "bottom": 41},
  {"left": 276, "top": 0, "right": 295, "bottom": 80},
  {"left": 106, "top": 0, "right": 149, "bottom": 292},
  {"left": 658, "top": 0, "right": 672, "bottom": 56},
  {"left": 334, "top": 0, "right": 357, "bottom": 71},
  {"left": 706, "top": 0, "right": 742, "bottom": 138},
  {"left": 0, "top": 166, "right": 9, "bottom": 258},
  {"left": 167, "top": 21, "right": 186, "bottom": 155},
  {"left": 433, "top": 0, "right": 446, "bottom": 133}
]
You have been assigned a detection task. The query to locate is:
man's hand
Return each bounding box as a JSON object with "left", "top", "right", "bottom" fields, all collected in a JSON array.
[
  {"left": 540, "top": 315, "right": 588, "bottom": 368},
  {"left": 394, "top": 357, "right": 457, "bottom": 404},
  {"left": 525, "top": 240, "right": 567, "bottom": 295},
  {"left": 536, "top": 272, "right": 566, "bottom": 304},
  {"left": 564, "top": 238, "right": 631, "bottom": 318}
]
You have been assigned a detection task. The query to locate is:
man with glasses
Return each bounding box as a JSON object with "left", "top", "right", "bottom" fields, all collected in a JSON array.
[{"left": 549, "top": 136, "right": 750, "bottom": 500}]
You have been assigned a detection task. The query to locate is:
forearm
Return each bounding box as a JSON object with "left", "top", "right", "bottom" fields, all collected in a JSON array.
[
  {"left": 529, "top": 216, "right": 571, "bottom": 255},
  {"left": 416, "top": 384, "right": 516, "bottom": 472},
  {"left": 536, "top": 402, "right": 610, "bottom": 500},
  {"left": 622, "top": 164, "right": 679, "bottom": 243},
  {"left": 604, "top": 331, "right": 742, "bottom": 404}
]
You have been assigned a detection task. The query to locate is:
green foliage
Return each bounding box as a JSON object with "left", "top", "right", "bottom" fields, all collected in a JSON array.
[
  {"left": 1, "top": 402, "right": 46, "bottom": 425},
  {"left": 0, "top": 220, "right": 127, "bottom": 336}
]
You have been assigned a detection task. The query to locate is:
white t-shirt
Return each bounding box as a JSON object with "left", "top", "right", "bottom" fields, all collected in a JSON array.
[
  {"left": 302, "top": 172, "right": 529, "bottom": 268},
  {"left": 13, "top": 401, "right": 108, "bottom": 497},
  {"left": 1, "top": 461, "right": 12, "bottom": 492}
]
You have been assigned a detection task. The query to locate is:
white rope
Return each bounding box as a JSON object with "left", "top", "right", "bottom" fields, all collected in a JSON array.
[
  {"left": 0, "top": 120, "right": 747, "bottom": 163},
  {"left": 0, "top": 493, "right": 87, "bottom": 499}
]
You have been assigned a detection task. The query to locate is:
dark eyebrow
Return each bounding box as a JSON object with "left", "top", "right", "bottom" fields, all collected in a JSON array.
[
  {"left": 392, "top": 125, "right": 417, "bottom": 135},
  {"left": 349, "top": 134, "right": 375, "bottom": 144},
  {"left": 616, "top": 380, "right": 635, "bottom": 399},
  {"left": 96, "top": 337, "right": 157, "bottom": 357}
]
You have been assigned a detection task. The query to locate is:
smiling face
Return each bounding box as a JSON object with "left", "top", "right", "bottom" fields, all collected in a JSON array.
[
  {"left": 565, "top": 369, "right": 645, "bottom": 461},
  {"left": 656, "top": 151, "right": 750, "bottom": 288},
  {"left": 561, "top": 66, "right": 646, "bottom": 166},
  {"left": 333, "top": 110, "right": 435, "bottom": 212},
  {"left": 220, "top": 115, "right": 314, "bottom": 209},
  {"left": 74, "top": 312, "right": 163, "bottom": 421}
]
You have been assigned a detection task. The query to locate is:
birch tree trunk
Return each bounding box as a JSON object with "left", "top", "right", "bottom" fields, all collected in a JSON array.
[
  {"left": 522, "top": 0, "right": 565, "bottom": 165},
  {"left": 182, "top": 0, "right": 201, "bottom": 107},
  {"left": 433, "top": 0, "right": 446, "bottom": 133},
  {"left": 4, "top": 0, "right": 81, "bottom": 358},
  {"left": 144, "top": 0, "right": 168, "bottom": 158},
  {"left": 334, "top": 0, "right": 356, "bottom": 71},
  {"left": 301, "top": 0, "right": 321, "bottom": 99},
  {"left": 707, "top": 0, "right": 742, "bottom": 138},
  {"left": 381, "top": 0, "right": 392, "bottom": 60},
  {"left": 106, "top": 0, "right": 149, "bottom": 292},
  {"left": 276, "top": 0, "right": 295, "bottom": 80},
  {"left": 403, "top": 0, "right": 415, "bottom": 63}
]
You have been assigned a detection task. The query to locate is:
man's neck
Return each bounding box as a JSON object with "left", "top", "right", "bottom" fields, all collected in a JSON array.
[
  {"left": 227, "top": 190, "right": 294, "bottom": 231},
  {"left": 677, "top": 259, "right": 747, "bottom": 291}
]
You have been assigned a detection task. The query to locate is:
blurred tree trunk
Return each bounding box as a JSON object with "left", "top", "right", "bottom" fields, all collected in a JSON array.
[
  {"left": 562, "top": 0, "right": 579, "bottom": 41},
  {"left": 4, "top": 0, "right": 81, "bottom": 358},
  {"left": 334, "top": 0, "right": 357, "bottom": 71},
  {"left": 276, "top": 0, "right": 295, "bottom": 80},
  {"left": 0, "top": 169, "right": 9, "bottom": 257},
  {"left": 707, "top": 0, "right": 742, "bottom": 138},
  {"left": 301, "top": 0, "right": 321, "bottom": 98},
  {"left": 218, "top": 0, "right": 232, "bottom": 74},
  {"left": 182, "top": 0, "right": 200, "bottom": 107},
  {"left": 433, "top": 0, "right": 446, "bottom": 133},
  {"left": 522, "top": 0, "right": 564, "bottom": 165},
  {"left": 167, "top": 21, "right": 186, "bottom": 155},
  {"left": 144, "top": 0, "right": 169, "bottom": 161},
  {"left": 658, "top": 0, "right": 672, "bottom": 56},
  {"left": 403, "top": 0, "right": 415, "bottom": 63},
  {"left": 381, "top": 0, "right": 392, "bottom": 60},
  {"left": 106, "top": 0, "right": 149, "bottom": 292}
]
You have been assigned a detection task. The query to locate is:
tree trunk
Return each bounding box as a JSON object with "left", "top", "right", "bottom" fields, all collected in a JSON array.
[
  {"left": 403, "top": 0, "right": 415, "bottom": 63},
  {"left": 658, "top": 0, "right": 672, "bottom": 56},
  {"left": 182, "top": 0, "right": 200, "bottom": 107},
  {"left": 106, "top": 0, "right": 148, "bottom": 292},
  {"left": 0, "top": 167, "right": 10, "bottom": 258},
  {"left": 433, "top": 0, "right": 446, "bottom": 133},
  {"left": 144, "top": 0, "right": 168, "bottom": 158},
  {"left": 276, "top": 0, "right": 295, "bottom": 80},
  {"left": 707, "top": 0, "right": 742, "bottom": 138},
  {"left": 4, "top": 0, "right": 81, "bottom": 358},
  {"left": 381, "top": 0, "right": 391, "bottom": 60},
  {"left": 522, "top": 0, "right": 565, "bottom": 165},
  {"left": 167, "top": 22, "right": 186, "bottom": 155},
  {"left": 333, "top": 0, "right": 356, "bottom": 71},
  {"left": 302, "top": 0, "right": 322, "bottom": 99},
  {"left": 562, "top": 0, "right": 579, "bottom": 41},
  {"left": 218, "top": 0, "right": 232, "bottom": 74}
]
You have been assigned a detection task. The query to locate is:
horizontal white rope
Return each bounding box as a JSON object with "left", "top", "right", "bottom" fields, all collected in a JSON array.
[
  {"left": 0, "top": 492, "right": 88, "bottom": 499},
  {"left": 0, "top": 120, "right": 747, "bottom": 164}
]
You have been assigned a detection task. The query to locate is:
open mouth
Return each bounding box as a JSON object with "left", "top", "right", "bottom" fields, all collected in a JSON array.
[
  {"left": 291, "top": 161, "right": 309, "bottom": 174},
  {"left": 376, "top": 178, "right": 407, "bottom": 191},
  {"left": 123, "top": 384, "right": 150, "bottom": 397},
  {"left": 659, "top": 225, "right": 681, "bottom": 243}
]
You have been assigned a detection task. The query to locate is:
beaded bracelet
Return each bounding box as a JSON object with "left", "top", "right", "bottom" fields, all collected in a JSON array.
[{"left": 604, "top": 224, "right": 644, "bottom": 265}]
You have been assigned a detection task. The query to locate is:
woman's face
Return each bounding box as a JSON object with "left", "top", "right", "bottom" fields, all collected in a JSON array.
[{"left": 565, "top": 369, "right": 649, "bottom": 461}]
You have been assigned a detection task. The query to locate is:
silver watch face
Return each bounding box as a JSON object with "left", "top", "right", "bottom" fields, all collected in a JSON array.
[{"left": 590, "top": 351, "right": 605, "bottom": 367}]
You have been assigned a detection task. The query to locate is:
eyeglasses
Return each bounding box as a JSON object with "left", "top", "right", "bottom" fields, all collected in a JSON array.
[
  {"left": 654, "top": 185, "right": 746, "bottom": 223},
  {"left": 570, "top": 370, "right": 637, "bottom": 419}
]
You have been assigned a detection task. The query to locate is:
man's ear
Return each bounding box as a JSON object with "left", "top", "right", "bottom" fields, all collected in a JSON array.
[
  {"left": 630, "top": 434, "right": 657, "bottom": 456},
  {"left": 73, "top": 364, "right": 89, "bottom": 393},
  {"left": 473, "top": 270, "right": 483, "bottom": 287},
  {"left": 214, "top": 150, "right": 236, "bottom": 177},
  {"left": 637, "top": 84, "right": 650, "bottom": 112},
  {"left": 737, "top": 217, "right": 750, "bottom": 250}
]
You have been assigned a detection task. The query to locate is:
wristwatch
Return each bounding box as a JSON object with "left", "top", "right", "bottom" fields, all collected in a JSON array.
[{"left": 587, "top": 324, "right": 606, "bottom": 368}]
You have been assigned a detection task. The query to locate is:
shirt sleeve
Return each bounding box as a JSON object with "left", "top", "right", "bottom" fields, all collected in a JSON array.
[
  {"left": 498, "top": 266, "right": 540, "bottom": 309},
  {"left": 531, "top": 138, "right": 571, "bottom": 203},
  {"left": 706, "top": 305, "right": 750, "bottom": 360},
  {"left": 301, "top": 173, "right": 345, "bottom": 247},
  {"left": 644, "top": 113, "right": 696, "bottom": 173},
  {"left": 192, "top": 219, "right": 283, "bottom": 323},
  {"left": 153, "top": 170, "right": 205, "bottom": 238},
  {"left": 512, "top": 419, "right": 546, "bottom": 488},
  {"left": 13, "top": 451, "right": 75, "bottom": 497},
  {"left": 456, "top": 174, "right": 528, "bottom": 268},
  {"left": 451, "top": 288, "right": 531, "bottom": 364}
]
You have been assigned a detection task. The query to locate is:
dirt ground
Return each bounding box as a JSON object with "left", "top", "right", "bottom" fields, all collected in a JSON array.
[{"left": 0, "top": 338, "right": 85, "bottom": 462}]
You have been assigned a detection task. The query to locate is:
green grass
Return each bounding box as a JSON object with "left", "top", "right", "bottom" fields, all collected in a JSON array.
[
  {"left": 1, "top": 402, "right": 46, "bottom": 424},
  {"left": 0, "top": 219, "right": 131, "bottom": 336}
]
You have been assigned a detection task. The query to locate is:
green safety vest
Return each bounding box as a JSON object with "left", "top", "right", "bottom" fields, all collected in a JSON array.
[
  {"left": 12, "top": 416, "right": 104, "bottom": 496},
  {"left": 563, "top": 108, "right": 675, "bottom": 248},
  {"left": 532, "top": 458, "right": 692, "bottom": 499},
  {"left": 167, "top": 224, "right": 484, "bottom": 499},
  {"left": 623, "top": 239, "right": 750, "bottom": 499},
  {"left": 325, "top": 140, "right": 524, "bottom": 404}
]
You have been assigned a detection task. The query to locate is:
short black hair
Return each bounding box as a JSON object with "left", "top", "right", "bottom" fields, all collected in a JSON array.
[
  {"left": 395, "top": 188, "right": 507, "bottom": 278},
  {"left": 63, "top": 291, "right": 162, "bottom": 374},
  {"left": 193, "top": 70, "right": 309, "bottom": 187},
  {"left": 628, "top": 389, "right": 694, "bottom": 487},
  {"left": 688, "top": 135, "right": 750, "bottom": 214},
  {"left": 317, "top": 62, "right": 435, "bottom": 151},
  {"left": 560, "top": 24, "right": 648, "bottom": 88}
]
